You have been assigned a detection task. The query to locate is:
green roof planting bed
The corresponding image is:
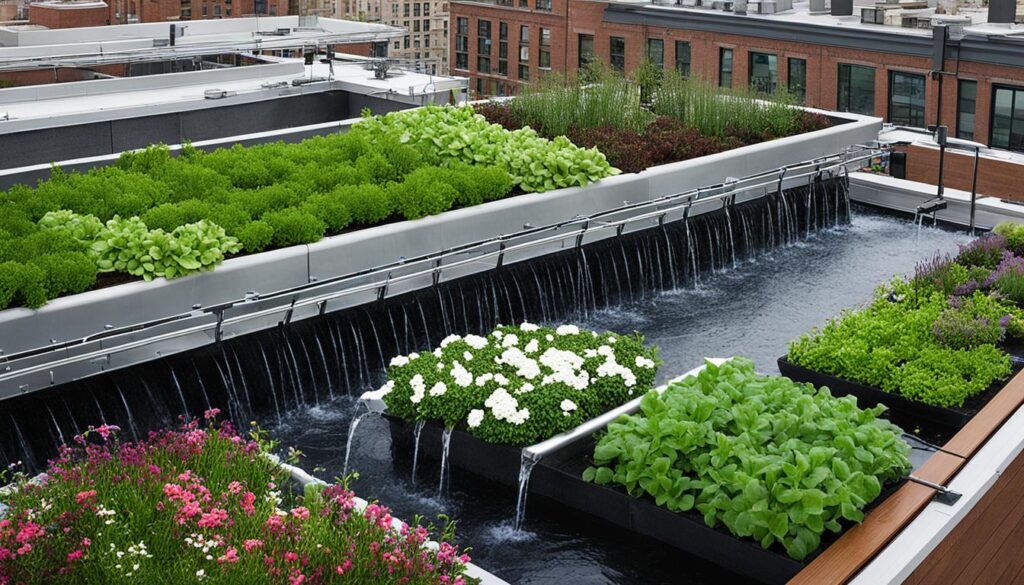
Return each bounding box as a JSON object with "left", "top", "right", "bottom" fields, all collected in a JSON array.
[{"left": 0, "top": 106, "right": 617, "bottom": 311}]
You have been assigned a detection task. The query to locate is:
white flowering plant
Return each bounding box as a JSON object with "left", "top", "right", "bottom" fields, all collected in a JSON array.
[{"left": 374, "top": 323, "right": 660, "bottom": 445}]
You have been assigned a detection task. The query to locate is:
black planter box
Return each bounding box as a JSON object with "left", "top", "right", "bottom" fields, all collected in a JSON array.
[
  {"left": 386, "top": 414, "right": 898, "bottom": 585},
  {"left": 777, "top": 356, "right": 1008, "bottom": 432}
]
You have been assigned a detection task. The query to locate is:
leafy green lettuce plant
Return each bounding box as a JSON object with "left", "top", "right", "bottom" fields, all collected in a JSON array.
[
  {"left": 584, "top": 358, "right": 911, "bottom": 561},
  {"left": 353, "top": 105, "right": 620, "bottom": 193}
]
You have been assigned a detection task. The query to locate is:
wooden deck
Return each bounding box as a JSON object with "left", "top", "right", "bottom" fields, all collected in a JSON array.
[{"left": 789, "top": 369, "right": 1024, "bottom": 585}]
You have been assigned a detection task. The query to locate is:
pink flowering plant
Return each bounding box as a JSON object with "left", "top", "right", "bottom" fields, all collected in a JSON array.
[{"left": 0, "top": 410, "right": 476, "bottom": 584}]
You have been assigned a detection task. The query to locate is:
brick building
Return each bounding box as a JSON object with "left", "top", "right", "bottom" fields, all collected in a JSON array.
[
  {"left": 450, "top": 0, "right": 1024, "bottom": 195},
  {"left": 27, "top": 0, "right": 288, "bottom": 26},
  {"left": 337, "top": 0, "right": 449, "bottom": 73}
]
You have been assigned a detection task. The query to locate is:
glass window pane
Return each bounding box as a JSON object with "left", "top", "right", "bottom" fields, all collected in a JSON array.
[
  {"left": 647, "top": 38, "right": 664, "bottom": 69},
  {"left": 749, "top": 52, "right": 777, "bottom": 93},
  {"left": 957, "top": 80, "right": 977, "bottom": 140},
  {"left": 675, "top": 41, "right": 690, "bottom": 76},
  {"left": 838, "top": 64, "right": 875, "bottom": 115},
  {"left": 888, "top": 71, "right": 926, "bottom": 127},
  {"left": 719, "top": 48, "right": 733, "bottom": 88},
  {"left": 788, "top": 58, "right": 806, "bottom": 103},
  {"left": 610, "top": 36, "right": 625, "bottom": 72},
  {"left": 578, "top": 34, "right": 594, "bottom": 69},
  {"left": 992, "top": 88, "right": 1014, "bottom": 150}
]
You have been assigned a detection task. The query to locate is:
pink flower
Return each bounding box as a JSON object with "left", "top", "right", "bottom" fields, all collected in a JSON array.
[
  {"left": 288, "top": 574, "right": 305, "bottom": 585},
  {"left": 16, "top": 544, "right": 31, "bottom": 556},
  {"left": 176, "top": 501, "right": 202, "bottom": 525},
  {"left": 217, "top": 547, "right": 239, "bottom": 564},
  {"left": 66, "top": 550, "right": 84, "bottom": 563},
  {"left": 290, "top": 507, "right": 310, "bottom": 521},
  {"left": 243, "top": 539, "right": 263, "bottom": 553},
  {"left": 240, "top": 492, "right": 256, "bottom": 516},
  {"left": 197, "top": 508, "right": 228, "bottom": 529},
  {"left": 204, "top": 408, "right": 221, "bottom": 421},
  {"left": 265, "top": 514, "right": 285, "bottom": 535},
  {"left": 227, "top": 481, "right": 243, "bottom": 495},
  {"left": 75, "top": 490, "right": 97, "bottom": 505},
  {"left": 284, "top": 551, "right": 299, "bottom": 563},
  {"left": 335, "top": 560, "right": 352, "bottom": 575},
  {"left": 80, "top": 538, "right": 91, "bottom": 548}
]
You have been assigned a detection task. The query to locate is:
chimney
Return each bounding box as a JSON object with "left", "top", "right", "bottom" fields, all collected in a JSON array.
[
  {"left": 988, "top": 0, "right": 1015, "bottom": 23},
  {"left": 831, "top": 0, "right": 853, "bottom": 16}
]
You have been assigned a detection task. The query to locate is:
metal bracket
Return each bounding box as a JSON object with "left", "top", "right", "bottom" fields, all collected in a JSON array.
[
  {"left": 214, "top": 308, "right": 225, "bottom": 344},
  {"left": 657, "top": 213, "right": 666, "bottom": 228},
  {"left": 575, "top": 219, "right": 590, "bottom": 249},
  {"left": 907, "top": 475, "right": 962, "bottom": 506},
  {"left": 776, "top": 167, "right": 788, "bottom": 195},
  {"left": 616, "top": 223, "right": 626, "bottom": 237},
  {"left": 280, "top": 299, "right": 296, "bottom": 328},
  {"left": 496, "top": 240, "right": 507, "bottom": 269},
  {"left": 377, "top": 272, "right": 391, "bottom": 302},
  {"left": 432, "top": 258, "right": 442, "bottom": 287},
  {"left": 317, "top": 300, "right": 327, "bottom": 317}
]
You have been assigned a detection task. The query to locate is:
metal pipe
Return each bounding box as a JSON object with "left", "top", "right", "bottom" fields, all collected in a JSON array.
[{"left": 969, "top": 145, "right": 980, "bottom": 236}]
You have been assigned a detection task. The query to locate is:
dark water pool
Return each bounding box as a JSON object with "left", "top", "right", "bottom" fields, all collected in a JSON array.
[{"left": 271, "top": 209, "right": 969, "bottom": 585}]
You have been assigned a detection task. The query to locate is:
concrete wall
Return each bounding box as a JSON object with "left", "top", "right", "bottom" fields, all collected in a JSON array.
[{"left": 0, "top": 111, "right": 880, "bottom": 399}]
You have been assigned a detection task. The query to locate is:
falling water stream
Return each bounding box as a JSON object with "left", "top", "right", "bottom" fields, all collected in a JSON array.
[
  {"left": 0, "top": 183, "right": 975, "bottom": 583},
  {"left": 411, "top": 420, "right": 426, "bottom": 485},
  {"left": 513, "top": 454, "right": 538, "bottom": 532}
]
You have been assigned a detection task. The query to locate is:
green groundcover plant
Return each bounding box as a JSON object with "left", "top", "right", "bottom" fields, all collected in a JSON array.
[
  {"left": 367, "top": 323, "right": 659, "bottom": 446},
  {"left": 584, "top": 358, "right": 911, "bottom": 561},
  {"left": 0, "top": 411, "right": 476, "bottom": 585},
  {"left": 787, "top": 228, "right": 1024, "bottom": 408}
]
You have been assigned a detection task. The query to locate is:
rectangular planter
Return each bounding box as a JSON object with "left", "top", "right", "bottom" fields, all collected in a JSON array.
[
  {"left": 386, "top": 413, "right": 901, "bottom": 585},
  {"left": 777, "top": 356, "right": 1009, "bottom": 433}
]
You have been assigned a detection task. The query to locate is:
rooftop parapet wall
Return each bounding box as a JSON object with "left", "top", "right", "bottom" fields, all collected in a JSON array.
[{"left": 0, "top": 110, "right": 880, "bottom": 400}]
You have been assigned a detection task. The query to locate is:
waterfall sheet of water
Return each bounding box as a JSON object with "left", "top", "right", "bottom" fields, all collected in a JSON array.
[
  {"left": 411, "top": 420, "right": 426, "bottom": 485},
  {"left": 342, "top": 408, "right": 376, "bottom": 477},
  {"left": 513, "top": 454, "right": 539, "bottom": 532},
  {"left": 438, "top": 427, "right": 454, "bottom": 497}
]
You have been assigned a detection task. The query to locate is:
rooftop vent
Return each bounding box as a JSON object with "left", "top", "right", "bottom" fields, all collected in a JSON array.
[
  {"left": 988, "top": 0, "right": 1014, "bottom": 23},
  {"left": 204, "top": 89, "right": 228, "bottom": 99},
  {"left": 832, "top": 0, "right": 853, "bottom": 16}
]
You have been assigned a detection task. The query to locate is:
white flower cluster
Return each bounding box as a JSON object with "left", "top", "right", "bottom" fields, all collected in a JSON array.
[
  {"left": 110, "top": 539, "right": 151, "bottom": 577},
  {"left": 96, "top": 504, "right": 116, "bottom": 525},
  {"left": 464, "top": 334, "right": 488, "bottom": 349},
  {"left": 593, "top": 345, "right": 637, "bottom": 388},
  {"left": 496, "top": 347, "right": 541, "bottom": 379},
  {"left": 362, "top": 380, "right": 394, "bottom": 401},
  {"left": 484, "top": 388, "right": 530, "bottom": 425},
  {"left": 429, "top": 381, "right": 447, "bottom": 397},
  {"left": 467, "top": 409, "right": 484, "bottom": 428},
  {"left": 635, "top": 356, "right": 656, "bottom": 369},
  {"left": 539, "top": 348, "right": 590, "bottom": 390},
  {"left": 520, "top": 322, "right": 540, "bottom": 332},
  {"left": 556, "top": 324, "right": 580, "bottom": 336},
  {"left": 409, "top": 374, "right": 427, "bottom": 404},
  {"left": 451, "top": 361, "right": 473, "bottom": 387},
  {"left": 560, "top": 399, "right": 578, "bottom": 416}
]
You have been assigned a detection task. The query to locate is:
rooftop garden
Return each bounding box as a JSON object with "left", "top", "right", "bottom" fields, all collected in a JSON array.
[
  {"left": 0, "top": 412, "right": 477, "bottom": 585},
  {"left": 787, "top": 224, "right": 1024, "bottom": 409},
  {"left": 476, "top": 64, "right": 831, "bottom": 173},
  {"left": 368, "top": 322, "right": 659, "bottom": 446}
]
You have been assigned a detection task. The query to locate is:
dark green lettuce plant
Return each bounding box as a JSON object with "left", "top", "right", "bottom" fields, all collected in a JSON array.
[{"left": 585, "top": 358, "right": 911, "bottom": 561}]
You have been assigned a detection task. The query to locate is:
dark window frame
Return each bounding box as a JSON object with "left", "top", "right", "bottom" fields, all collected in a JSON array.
[
  {"left": 887, "top": 70, "right": 927, "bottom": 127},
  {"left": 719, "top": 47, "right": 733, "bottom": 88},
  {"left": 957, "top": 78, "right": 978, "bottom": 141}
]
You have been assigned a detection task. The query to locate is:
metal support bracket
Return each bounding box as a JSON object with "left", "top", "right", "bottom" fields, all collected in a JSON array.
[
  {"left": 214, "top": 308, "right": 225, "bottom": 344},
  {"left": 907, "top": 475, "right": 962, "bottom": 506},
  {"left": 496, "top": 240, "right": 507, "bottom": 269},
  {"left": 280, "top": 299, "right": 297, "bottom": 328},
  {"left": 575, "top": 219, "right": 590, "bottom": 249},
  {"left": 432, "top": 258, "right": 442, "bottom": 287},
  {"left": 377, "top": 272, "right": 391, "bottom": 302},
  {"left": 317, "top": 300, "right": 327, "bottom": 317},
  {"left": 776, "top": 168, "right": 788, "bottom": 195}
]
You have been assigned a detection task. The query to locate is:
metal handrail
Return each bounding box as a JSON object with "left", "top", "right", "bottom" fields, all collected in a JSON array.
[{"left": 0, "top": 146, "right": 881, "bottom": 384}]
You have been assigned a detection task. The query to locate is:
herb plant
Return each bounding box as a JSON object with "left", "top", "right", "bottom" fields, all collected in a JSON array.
[{"left": 584, "top": 358, "right": 911, "bottom": 561}]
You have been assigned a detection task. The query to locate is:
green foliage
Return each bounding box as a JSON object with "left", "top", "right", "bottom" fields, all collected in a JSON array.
[
  {"left": 262, "top": 209, "right": 326, "bottom": 247},
  {"left": 378, "top": 323, "right": 659, "bottom": 446},
  {"left": 390, "top": 168, "right": 459, "bottom": 220},
  {"left": 0, "top": 261, "right": 48, "bottom": 309},
  {"left": 994, "top": 221, "right": 1024, "bottom": 256},
  {"left": 234, "top": 220, "right": 275, "bottom": 253},
  {"left": 301, "top": 194, "right": 353, "bottom": 232},
  {"left": 30, "top": 252, "right": 98, "bottom": 297},
  {"left": 584, "top": 358, "right": 911, "bottom": 561},
  {"left": 353, "top": 105, "right": 619, "bottom": 192},
  {"left": 333, "top": 184, "right": 394, "bottom": 226},
  {"left": 788, "top": 280, "right": 1012, "bottom": 408}
]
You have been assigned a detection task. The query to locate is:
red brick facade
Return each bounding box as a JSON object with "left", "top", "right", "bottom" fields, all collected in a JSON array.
[
  {"left": 28, "top": 0, "right": 289, "bottom": 27},
  {"left": 29, "top": 2, "right": 108, "bottom": 28}
]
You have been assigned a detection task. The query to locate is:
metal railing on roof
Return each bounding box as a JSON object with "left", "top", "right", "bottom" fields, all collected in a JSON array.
[{"left": 0, "top": 145, "right": 884, "bottom": 396}]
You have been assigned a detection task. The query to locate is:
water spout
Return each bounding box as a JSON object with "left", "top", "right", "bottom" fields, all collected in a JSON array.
[
  {"left": 438, "top": 426, "right": 454, "bottom": 497},
  {"left": 342, "top": 407, "right": 377, "bottom": 477},
  {"left": 411, "top": 420, "right": 426, "bottom": 484},
  {"left": 514, "top": 452, "right": 538, "bottom": 532}
]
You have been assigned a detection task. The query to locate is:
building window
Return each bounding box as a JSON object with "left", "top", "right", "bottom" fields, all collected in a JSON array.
[
  {"left": 991, "top": 85, "right": 1024, "bottom": 152},
  {"left": 837, "top": 63, "right": 875, "bottom": 115},
  {"left": 675, "top": 41, "right": 690, "bottom": 76},
  {"left": 518, "top": 63, "right": 529, "bottom": 80},
  {"left": 788, "top": 57, "right": 806, "bottom": 103},
  {"left": 888, "top": 71, "right": 926, "bottom": 127},
  {"left": 748, "top": 51, "right": 777, "bottom": 93},
  {"left": 519, "top": 25, "right": 529, "bottom": 81},
  {"left": 719, "top": 48, "right": 733, "bottom": 88},
  {"left": 539, "top": 27, "right": 551, "bottom": 69},
  {"left": 498, "top": 22, "right": 508, "bottom": 76},
  {"left": 609, "top": 36, "right": 625, "bottom": 72},
  {"left": 957, "top": 79, "right": 977, "bottom": 141},
  {"left": 535, "top": 0, "right": 551, "bottom": 9},
  {"left": 413, "top": 3, "right": 420, "bottom": 16},
  {"left": 647, "top": 38, "right": 664, "bottom": 69},
  {"left": 519, "top": 25, "right": 529, "bottom": 44},
  {"left": 454, "top": 17, "right": 468, "bottom": 70},
  {"left": 578, "top": 33, "right": 594, "bottom": 69},
  {"left": 477, "top": 19, "right": 492, "bottom": 74}
]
